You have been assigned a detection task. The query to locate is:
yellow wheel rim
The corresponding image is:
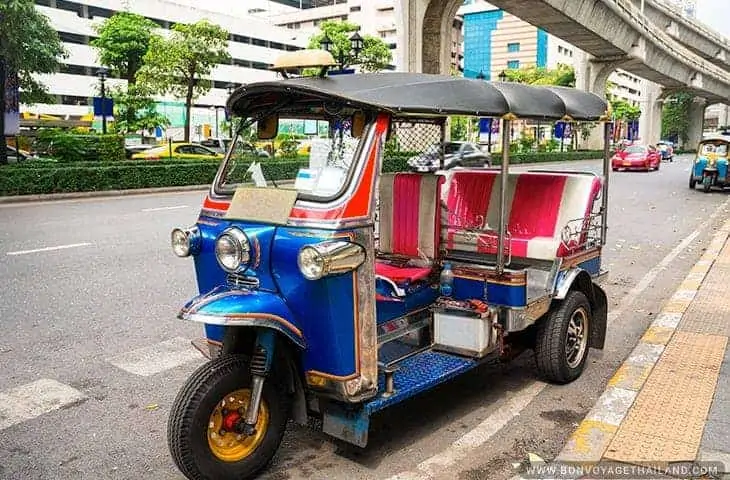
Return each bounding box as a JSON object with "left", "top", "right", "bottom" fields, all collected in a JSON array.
[{"left": 207, "top": 388, "right": 269, "bottom": 462}]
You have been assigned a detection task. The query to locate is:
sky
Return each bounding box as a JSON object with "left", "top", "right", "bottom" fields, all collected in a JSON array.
[{"left": 696, "top": 0, "right": 730, "bottom": 39}]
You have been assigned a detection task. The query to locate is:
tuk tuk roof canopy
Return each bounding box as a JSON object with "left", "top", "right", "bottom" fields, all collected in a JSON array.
[{"left": 228, "top": 72, "right": 609, "bottom": 122}]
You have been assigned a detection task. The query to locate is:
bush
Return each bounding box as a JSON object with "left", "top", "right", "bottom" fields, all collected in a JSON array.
[{"left": 34, "top": 130, "right": 125, "bottom": 162}]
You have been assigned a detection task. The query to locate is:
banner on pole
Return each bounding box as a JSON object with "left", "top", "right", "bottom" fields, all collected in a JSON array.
[{"left": 4, "top": 67, "right": 20, "bottom": 136}]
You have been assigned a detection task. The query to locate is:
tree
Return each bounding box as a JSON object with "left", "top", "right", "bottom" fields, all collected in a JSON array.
[
  {"left": 661, "top": 91, "right": 693, "bottom": 146},
  {"left": 109, "top": 84, "right": 170, "bottom": 137},
  {"left": 91, "top": 12, "right": 159, "bottom": 131},
  {"left": 138, "top": 20, "right": 230, "bottom": 141},
  {"left": 502, "top": 64, "right": 575, "bottom": 87},
  {"left": 91, "top": 12, "right": 157, "bottom": 85},
  {"left": 307, "top": 20, "right": 392, "bottom": 72},
  {"left": 610, "top": 98, "right": 641, "bottom": 121},
  {"left": 0, "top": 0, "right": 66, "bottom": 163}
]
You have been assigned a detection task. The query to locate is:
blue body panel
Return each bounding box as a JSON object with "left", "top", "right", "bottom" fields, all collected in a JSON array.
[
  {"left": 486, "top": 281, "right": 527, "bottom": 307},
  {"left": 452, "top": 276, "right": 487, "bottom": 301},
  {"left": 190, "top": 216, "right": 360, "bottom": 379},
  {"left": 578, "top": 256, "right": 601, "bottom": 276},
  {"left": 693, "top": 157, "right": 728, "bottom": 183},
  {"left": 375, "top": 284, "right": 439, "bottom": 325}
]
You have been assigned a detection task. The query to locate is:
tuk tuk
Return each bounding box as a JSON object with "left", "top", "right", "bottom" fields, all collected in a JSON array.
[
  {"left": 167, "top": 50, "right": 611, "bottom": 479},
  {"left": 690, "top": 135, "right": 730, "bottom": 192}
]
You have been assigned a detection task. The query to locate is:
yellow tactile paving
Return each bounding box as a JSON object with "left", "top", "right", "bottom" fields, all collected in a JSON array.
[
  {"left": 603, "top": 332, "right": 727, "bottom": 464},
  {"left": 607, "top": 363, "right": 653, "bottom": 391},
  {"left": 660, "top": 299, "right": 692, "bottom": 314},
  {"left": 640, "top": 326, "right": 674, "bottom": 345},
  {"left": 605, "top": 430, "right": 697, "bottom": 463}
]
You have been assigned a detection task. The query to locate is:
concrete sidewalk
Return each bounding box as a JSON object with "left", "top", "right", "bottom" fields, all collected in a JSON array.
[{"left": 555, "top": 218, "right": 730, "bottom": 477}]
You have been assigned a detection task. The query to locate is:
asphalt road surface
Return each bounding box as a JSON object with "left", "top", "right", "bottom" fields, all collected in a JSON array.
[{"left": 0, "top": 154, "right": 727, "bottom": 480}]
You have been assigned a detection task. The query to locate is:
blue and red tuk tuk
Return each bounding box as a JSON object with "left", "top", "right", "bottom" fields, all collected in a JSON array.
[{"left": 167, "top": 50, "right": 612, "bottom": 479}]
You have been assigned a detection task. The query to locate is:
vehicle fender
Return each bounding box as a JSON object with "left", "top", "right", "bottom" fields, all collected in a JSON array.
[
  {"left": 554, "top": 268, "right": 607, "bottom": 349},
  {"left": 179, "top": 286, "right": 306, "bottom": 349}
]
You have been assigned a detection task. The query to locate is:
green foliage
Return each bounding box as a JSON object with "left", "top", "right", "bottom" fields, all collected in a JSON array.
[
  {"left": 138, "top": 20, "right": 231, "bottom": 141},
  {"left": 277, "top": 134, "right": 300, "bottom": 159},
  {"left": 307, "top": 20, "right": 392, "bottom": 72},
  {"left": 109, "top": 84, "right": 170, "bottom": 135},
  {"left": 610, "top": 98, "right": 641, "bottom": 121},
  {"left": 518, "top": 131, "right": 535, "bottom": 152},
  {"left": 91, "top": 12, "right": 157, "bottom": 83},
  {"left": 34, "top": 130, "right": 125, "bottom": 162},
  {"left": 661, "top": 92, "right": 693, "bottom": 147},
  {"left": 450, "top": 116, "right": 469, "bottom": 141},
  {"left": 502, "top": 63, "right": 575, "bottom": 87}
]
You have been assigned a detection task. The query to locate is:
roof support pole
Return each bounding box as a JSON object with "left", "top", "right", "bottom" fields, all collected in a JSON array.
[
  {"left": 496, "top": 117, "right": 511, "bottom": 275},
  {"left": 600, "top": 121, "right": 611, "bottom": 246}
]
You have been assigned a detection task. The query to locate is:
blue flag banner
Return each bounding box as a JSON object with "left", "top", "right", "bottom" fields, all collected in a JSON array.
[{"left": 93, "top": 97, "right": 114, "bottom": 118}]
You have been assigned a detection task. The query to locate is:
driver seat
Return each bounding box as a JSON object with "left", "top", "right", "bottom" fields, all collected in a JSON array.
[{"left": 376, "top": 173, "right": 444, "bottom": 296}]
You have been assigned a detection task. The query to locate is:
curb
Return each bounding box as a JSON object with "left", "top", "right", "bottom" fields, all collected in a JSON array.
[
  {"left": 0, "top": 185, "right": 211, "bottom": 204},
  {"left": 556, "top": 218, "right": 730, "bottom": 466}
]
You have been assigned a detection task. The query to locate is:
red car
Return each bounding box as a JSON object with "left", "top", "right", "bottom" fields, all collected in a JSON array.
[{"left": 611, "top": 144, "right": 661, "bottom": 172}]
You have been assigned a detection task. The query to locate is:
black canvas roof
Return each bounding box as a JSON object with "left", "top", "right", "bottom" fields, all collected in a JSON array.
[{"left": 227, "top": 72, "right": 609, "bottom": 121}]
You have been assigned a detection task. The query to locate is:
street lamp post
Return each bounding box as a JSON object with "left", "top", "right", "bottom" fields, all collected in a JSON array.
[
  {"left": 474, "top": 70, "right": 492, "bottom": 152},
  {"left": 96, "top": 67, "right": 109, "bottom": 134},
  {"left": 319, "top": 31, "right": 364, "bottom": 70},
  {"left": 226, "top": 83, "right": 236, "bottom": 138}
]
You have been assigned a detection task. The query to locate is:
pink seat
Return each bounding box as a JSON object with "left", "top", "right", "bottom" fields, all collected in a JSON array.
[
  {"left": 376, "top": 173, "right": 444, "bottom": 290},
  {"left": 444, "top": 171, "right": 602, "bottom": 261}
]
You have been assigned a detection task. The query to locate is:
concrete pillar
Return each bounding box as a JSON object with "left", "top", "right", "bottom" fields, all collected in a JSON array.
[
  {"left": 639, "top": 82, "right": 663, "bottom": 145},
  {"left": 396, "top": 0, "right": 461, "bottom": 74},
  {"left": 685, "top": 97, "right": 707, "bottom": 149},
  {"left": 574, "top": 51, "right": 621, "bottom": 150},
  {"left": 396, "top": 0, "right": 427, "bottom": 72}
]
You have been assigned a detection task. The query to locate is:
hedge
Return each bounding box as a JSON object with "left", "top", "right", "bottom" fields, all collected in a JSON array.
[
  {"left": 34, "top": 131, "right": 126, "bottom": 162},
  {"left": 0, "top": 151, "right": 604, "bottom": 196}
]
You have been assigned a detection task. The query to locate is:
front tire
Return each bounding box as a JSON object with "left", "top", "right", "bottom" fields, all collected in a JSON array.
[
  {"left": 168, "top": 354, "right": 290, "bottom": 480},
  {"left": 689, "top": 174, "right": 697, "bottom": 189},
  {"left": 534, "top": 291, "right": 591, "bottom": 384},
  {"left": 703, "top": 175, "right": 712, "bottom": 193}
]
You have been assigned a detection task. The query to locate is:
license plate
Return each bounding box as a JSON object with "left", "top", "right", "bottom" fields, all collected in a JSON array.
[{"left": 623, "top": 161, "right": 632, "bottom": 166}]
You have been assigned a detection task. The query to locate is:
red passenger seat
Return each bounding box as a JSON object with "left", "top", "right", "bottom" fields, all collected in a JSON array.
[
  {"left": 444, "top": 170, "right": 602, "bottom": 260},
  {"left": 376, "top": 173, "right": 444, "bottom": 289}
]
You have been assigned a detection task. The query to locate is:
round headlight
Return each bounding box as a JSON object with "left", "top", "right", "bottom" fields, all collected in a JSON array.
[
  {"left": 171, "top": 226, "right": 200, "bottom": 257},
  {"left": 298, "top": 246, "right": 325, "bottom": 280},
  {"left": 215, "top": 228, "right": 250, "bottom": 273}
]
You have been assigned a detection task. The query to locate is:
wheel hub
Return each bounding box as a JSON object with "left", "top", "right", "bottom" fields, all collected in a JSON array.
[
  {"left": 207, "top": 388, "right": 269, "bottom": 462},
  {"left": 565, "top": 307, "right": 589, "bottom": 369}
]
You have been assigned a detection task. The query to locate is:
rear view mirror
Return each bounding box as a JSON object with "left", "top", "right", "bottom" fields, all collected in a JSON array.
[{"left": 257, "top": 115, "right": 279, "bottom": 140}]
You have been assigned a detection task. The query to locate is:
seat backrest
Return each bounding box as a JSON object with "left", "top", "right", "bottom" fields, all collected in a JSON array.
[
  {"left": 379, "top": 173, "right": 444, "bottom": 259},
  {"left": 443, "top": 170, "right": 602, "bottom": 258}
]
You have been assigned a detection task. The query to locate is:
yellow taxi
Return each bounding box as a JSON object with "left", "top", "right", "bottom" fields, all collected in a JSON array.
[{"left": 131, "top": 142, "right": 224, "bottom": 160}]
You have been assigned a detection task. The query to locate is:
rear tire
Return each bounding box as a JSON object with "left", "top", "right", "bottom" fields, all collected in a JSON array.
[
  {"left": 689, "top": 174, "right": 696, "bottom": 189},
  {"left": 535, "top": 291, "right": 591, "bottom": 384},
  {"left": 703, "top": 175, "right": 712, "bottom": 193},
  {"left": 168, "top": 354, "right": 290, "bottom": 480}
]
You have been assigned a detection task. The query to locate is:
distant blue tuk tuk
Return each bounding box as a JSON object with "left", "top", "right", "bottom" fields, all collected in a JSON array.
[
  {"left": 166, "top": 50, "right": 612, "bottom": 479},
  {"left": 690, "top": 135, "right": 730, "bottom": 192}
]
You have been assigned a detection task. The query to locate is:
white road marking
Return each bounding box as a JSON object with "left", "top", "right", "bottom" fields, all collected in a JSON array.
[
  {"left": 6, "top": 242, "right": 92, "bottom": 256},
  {"left": 387, "top": 199, "right": 730, "bottom": 480},
  {"left": 106, "top": 337, "right": 204, "bottom": 376},
  {"left": 141, "top": 205, "right": 189, "bottom": 212},
  {"left": 0, "top": 379, "right": 87, "bottom": 431},
  {"left": 386, "top": 382, "right": 546, "bottom": 480}
]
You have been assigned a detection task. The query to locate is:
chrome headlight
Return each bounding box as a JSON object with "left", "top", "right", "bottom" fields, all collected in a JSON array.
[
  {"left": 298, "top": 241, "right": 365, "bottom": 281},
  {"left": 215, "top": 227, "right": 251, "bottom": 273},
  {"left": 171, "top": 226, "right": 201, "bottom": 257}
]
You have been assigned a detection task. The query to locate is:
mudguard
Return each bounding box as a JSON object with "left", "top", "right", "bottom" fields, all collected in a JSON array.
[{"left": 179, "top": 286, "right": 305, "bottom": 349}]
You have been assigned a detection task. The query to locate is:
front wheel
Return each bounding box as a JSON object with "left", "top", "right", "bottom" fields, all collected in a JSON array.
[
  {"left": 703, "top": 175, "right": 713, "bottom": 193},
  {"left": 689, "top": 174, "right": 696, "bottom": 189},
  {"left": 168, "top": 354, "right": 290, "bottom": 480},
  {"left": 534, "top": 291, "right": 591, "bottom": 384}
]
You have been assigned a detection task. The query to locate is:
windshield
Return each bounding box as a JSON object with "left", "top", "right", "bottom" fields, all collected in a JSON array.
[
  {"left": 216, "top": 117, "right": 364, "bottom": 200},
  {"left": 701, "top": 143, "right": 728, "bottom": 155},
  {"left": 625, "top": 146, "right": 646, "bottom": 154}
]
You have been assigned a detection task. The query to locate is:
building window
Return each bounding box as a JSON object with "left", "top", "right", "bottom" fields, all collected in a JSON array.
[
  {"left": 88, "top": 6, "right": 114, "bottom": 18},
  {"left": 252, "top": 38, "right": 267, "bottom": 47},
  {"left": 58, "top": 31, "right": 87, "bottom": 45},
  {"left": 507, "top": 60, "right": 520, "bottom": 69},
  {"left": 231, "top": 34, "right": 251, "bottom": 44},
  {"left": 34, "top": 0, "right": 52, "bottom": 7},
  {"left": 61, "top": 95, "right": 90, "bottom": 106},
  {"left": 507, "top": 42, "right": 520, "bottom": 53},
  {"left": 59, "top": 64, "right": 88, "bottom": 76},
  {"left": 349, "top": 6, "right": 361, "bottom": 11}
]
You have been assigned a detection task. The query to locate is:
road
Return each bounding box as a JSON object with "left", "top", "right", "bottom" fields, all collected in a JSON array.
[{"left": 0, "top": 154, "right": 727, "bottom": 480}]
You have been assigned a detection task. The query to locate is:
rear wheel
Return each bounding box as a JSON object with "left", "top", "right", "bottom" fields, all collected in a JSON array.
[
  {"left": 703, "top": 175, "right": 713, "bottom": 193},
  {"left": 168, "top": 354, "right": 290, "bottom": 480},
  {"left": 535, "top": 291, "right": 591, "bottom": 384},
  {"left": 689, "top": 173, "right": 697, "bottom": 189}
]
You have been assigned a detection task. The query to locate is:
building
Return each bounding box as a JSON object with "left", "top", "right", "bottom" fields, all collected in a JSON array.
[
  {"left": 29, "top": 0, "right": 308, "bottom": 139},
  {"left": 459, "top": 1, "right": 645, "bottom": 108},
  {"left": 260, "top": 0, "right": 463, "bottom": 74}
]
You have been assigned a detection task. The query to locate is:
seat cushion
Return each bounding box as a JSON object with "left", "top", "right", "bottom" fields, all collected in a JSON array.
[{"left": 375, "top": 261, "right": 432, "bottom": 284}]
